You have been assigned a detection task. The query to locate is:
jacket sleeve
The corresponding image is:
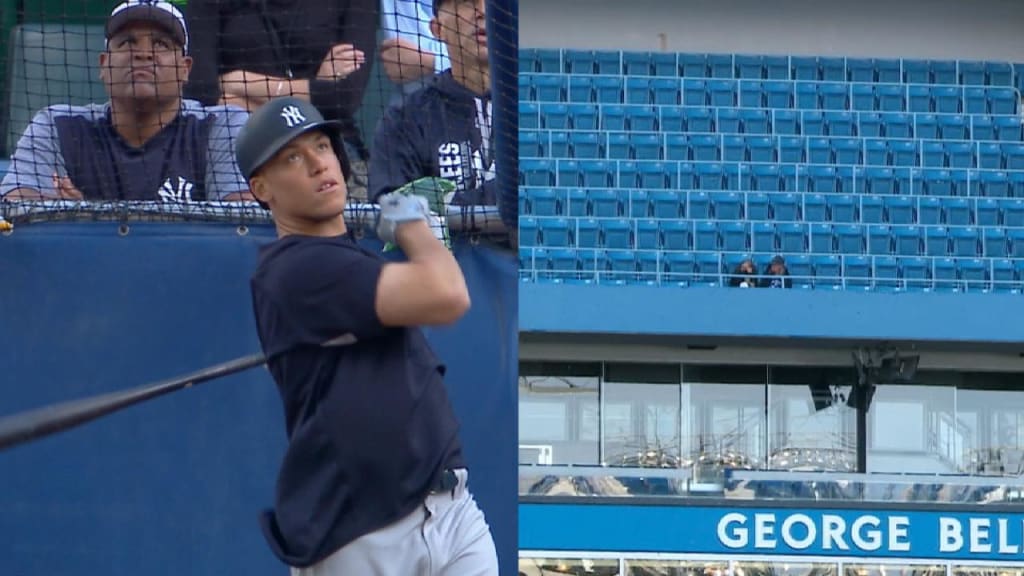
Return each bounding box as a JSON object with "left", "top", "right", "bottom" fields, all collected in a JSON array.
[
  {"left": 182, "top": 0, "right": 222, "bottom": 105},
  {"left": 308, "top": 0, "right": 380, "bottom": 122},
  {"left": 368, "top": 103, "right": 425, "bottom": 201}
]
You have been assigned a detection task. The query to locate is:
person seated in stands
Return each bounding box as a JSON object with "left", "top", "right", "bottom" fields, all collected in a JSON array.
[
  {"left": 379, "top": 0, "right": 451, "bottom": 108},
  {"left": 182, "top": 0, "right": 378, "bottom": 201},
  {"left": 760, "top": 255, "right": 792, "bottom": 289},
  {"left": 729, "top": 257, "right": 758, "bottom": 288},
  {"left": 0, "top": 0, "right": 250, "bottom": 203},
  {"left": 369, "top": 0, "right": 495, "bottom": 207}
]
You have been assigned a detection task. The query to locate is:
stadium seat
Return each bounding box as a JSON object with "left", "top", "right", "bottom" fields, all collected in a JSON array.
[
  {"left": 753, "top": 164, "right": 783, "bottom": 191},
  {"left": 973, "top": 115, "right": 997, "bottom": 141},
  {"left": 651, "top": 53, "right": 678, "bottom": 77},
  {"left": 995, "top": 116, "right": 1023, "bottom": 142},
  {"left": 546, "top": 248, "right": 582, "bottom": 280},
  {"left": 933, "top": 60, "right": 958, "bottom": 84},
  {"left": 833, "top": 138, "right": 863, "bottom": 165},
  {"left": 639, "top": 162, "right": 674, "bottom": 189},
  {"left": 538, "top": 218, "right": 571, "bottom": 247},
  {"left": 983, "top": 227, "right": 1008, "bottom": 257},
  {"left": 709, "top": 80, "right": 738, "bottom": 107},
  {"left": 951, "top": 226, "right": 980, "bottom": 256},
  {"left": 893, "top": 226, "right": 922, "bottom": 256},
  {"left": 606, "top": 133, "right": 630, "bottom": 160},
  {"left": 820, "top": 83, "right": 849, "bottom": 110},
  {"left": 874, "top": 256, "right": 900, "bottom": 290},
  {"left": 622, "top": 52, "right": 651, "bottom": 76},
  {"left": 662, "top": 253, "right": 696, "bottom": 285},
  {"left": 625, "top": 106, "right": 658, "bottom": 132},
  {"left": 875, "top": 59, "right": 901, "bottom": 83},
  {"left": 844, "top": 255, "right": 872, "bottom": 289},
  {"left": 569, "top": 131, "right": 602, "bottom": 159},
  {"left": 567, "top": 103, "right": 599, "bottom": 130},
  {"left": 883, "top": 195, "right": 914, "bottom": 224},
  {"left": 828, "top": 194, "right": 857, "bottom": 223},
  {"left": 696, "top": 163, "right": 725, "bottom": 190},
  {"left": 883, "top": 113, "right": 913, "bottom": 138},
  {"left": 795, "top": 82, "right": 819, "bottom": 109},
  {"left": 631, "top": 134, "right": 662, "bottom": 160},
  {"left": 858, "top": 112, "right": 883, "bottom": 138},
  {"left": 764, "top": 81, "right": 793, "bottom": 109},
  {"left": 802, "top": 111, "right": 826, "bottom": 136},
  {"left": 563, "top": 189, "right": 586, "bottom": 217},
  {"left": 600, "top": 219, "right": 633, "bottom": 249},
  {"left": 735, "top": 54, "right": 765, "bottom": 79},
  {"left": 875, "top": 85, "right": 906, "bottom": 112},
  {"left": 851, "top": 84, "right": 875, "bottom": 112},
  {"left": 932, "top": 86, "right": 962, "bottom": 114},
  {"left": 932, "top": 258, "right": 960, "bottom": 292},
  {"left": 783, "top": 254, "right": 812, "bottom": 289},
  {"left": 635, "top": 250, "right": 660, "bottom": 283},
  {"left": 660, "top": 220, "right": 692, "bottom": 250},
  {"left": 780, "top": 223, "right": 809, "bottom": 252},
  {"left": 773, "top": 110, "right": 800, "bottom": 135},
  {"left": 747, "top": 136, "right": 775, "bottom": 162},
  {"left": 599, "top": 105, "right": 626, "bottom": 131},
  {"left": 809, "top": 223, "right": 832, "bottom": 253},
  {"left": 847, "top": 59, "right": 874, "bottom": 83},
  {"left": 678, "top": 163, "right": 697, "bottom": 190},
  {"left": 602, "top": 250, "right": 639, "bottom": 282},
  {"left": 635, "top": 220, "right": 659, "bottom": 250},
  {"left": 1009, "top": 229, "right": 1024, "bottom": 257},
  {"left": 751, "top": 222, "right": 776, "bottom": 252},
  {"left": 1003, "top": 199, "right": 1024, "bottom": 227},
  {"left": 576, "top": 219, "right": 600, "bottom": 248},
  {"left": 594, "top": 77, "right": 624, "bottom": 103},
  {"left": 813, "top": 255, "right": 842, "bottom": 289},
  {"left": 568, "top": 76, "right": 594, "bottom": 103},
  {"left": 664, "top": 135, "right": 689, "bottom": 161},
  {"left": 520, "top": 103, "right": 540, "bottom": 129},
  {"left": 807, "top": 165, "right": 839, "bottom": 193},
  {"left": 683, "top": 79, "right": 709, "bottom": 106},
  {"left": 538, "top": 103, "right": 569, "bottom": 129},
  {"left": 521, "top": 159, "right": 555, "bottom": 186},
  {"left": 945, "top": 142, "right": 975, "bottom": 168},
  {"left": 520, "top": 218, "right": 540, "bottom": 247},
  {"left": 723, "top": 136, "right": 746, "bottom": 162},
  {"left": 888, "top": 140, "right": 919, "bottom": 167},
  {"left": 690, "top": 135, "right": 719, "bottom": 161},
  {"left": 720, "top": 221, "right": 748, "bottom": 251},
  {"left": 938, "top": 115, "right": 969, "bottom": 140},
  {"left": 901, "top": 257, "right": 931, "bottom": 291},
  {"left": 918, "top": 197, "right": 942, "bottom": 225},
  {"left": 575, "top": 249, "right": 600, "bottom": 280},
  {"left": 646, "top": 190, "right": 681, "bottom": 219},
  {"left": 588, "top": 189, "right": 623, "bottom": 217},
  {"left": 626, "top": 190, "right": 649, "bottom": 219},
  {"left": 740, "top": 109, "right": 771, "bottom": 135},
  {"left": 520, "top": 130, "right": 543, "bottom": 158},
  {"left": 679, "top": 53, "right": 707, "bottom": 78},
  {"left": 525, "top": 188, "right": 561, "bottom": 217},
  {"left": 684, "top": 107, "right": 714, "bottom": 133},
  {"left": 693, "top": 221, "right": 719, "bottom": 251},
  {"left": 790, "top": 56, "right": 818, "bottom": 81},
  {"left": 781, "top": 165, "right": 802, "bottom": 192},
  {"left": 916, "top": 115, "right": 940, "bottom": 140},
  {"left": 991, "top": 259, "right": 1017, "bottom": 293},
  {"left": 867, "top": 225, "right": 892, "bottom": 255},
  {"left": 778, "top": 137, "right": 806, "bottom": 164},
  {"left": 863, "top": 167, "right": 895, "bottom": 195},
  {"left": 988, "top": 87, "right": 1018, "bottom": 114},
  {"left": 708, "top": 54, "right": 734, "bottom": 78},
  {"left": 861, "top": 195, "right": 885, "bottom": 224},
  {"left": 1004, "top": 144, "right": 1024, "bottom": 169},
  {"left": 659, "top": 107, "right": 684, "bottom": 133},
  {"left": 1011, "top": 172, "right": 1024, "bottom": 198},
  {"left": 533, "top": 75, "right": 566, "bottom": 101},
  {"left": 943, "top": 197, "right": 972, "bottom": 226},
  {"left": 836, "top": 224, "right": 866, "bottom": 254},
  {"left": 825, "top": 111, "right": 856, "bottom": 137},
  {"left": 803, "top": 193, "right": 827, "bottom": 222},
  {"left": 965, "top": 87, "right": 988, "bottom": 114},
  {"left": 808, "top": 138, "right": 832, "bottom": 164},
  {"left": 747, "top": 193, "right": 770, "bottom": 221},
  {"left": 977, "top": 198, "right": 1000, "bottom": 226},
  {"left": 564, "top": 50, "right": 595, "bottom": 74},
  {"left": 625, "top": 77, "right": 652, "bottom": 105},
  {"left": 978, "top": 143, "right": 1002, "bottom": 170},
  {"left": 739, "top": 80, "right": 765, "bottom": 107},
  {"left": 712, "top": 191, "right": 744, "bottom": 220},
  {"left": 717, "top": 108, "right": 742, "bottom": 134},
  {"left": 580, "top": 160, "right": 613, "bottom": 187},
  {"left": 925, "top": 226, "right": 951, "bottom": 256}
]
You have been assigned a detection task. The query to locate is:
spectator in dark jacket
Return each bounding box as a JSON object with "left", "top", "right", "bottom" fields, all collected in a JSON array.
[
  {"left": 760, "top": 255, "right": 792, "bottom": 289},
  {"left": 729, "top": 257, "right": 758, "bottom": 288}
]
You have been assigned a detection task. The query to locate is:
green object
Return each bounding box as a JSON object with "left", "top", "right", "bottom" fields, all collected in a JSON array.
[{"left": 381, "top": 178, "right": 455, "bottom": 253}]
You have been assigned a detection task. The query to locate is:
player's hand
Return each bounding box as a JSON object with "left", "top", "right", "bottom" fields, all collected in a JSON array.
[
  {"left": 395, "top": 177, "right": 456, "bottom": 215},
  {"left": 51, "top": 174, "right": 84, "bottom": 200},
  {"left": 317, "top": 44, "right": 365, "bottom": 80},
  {"left": 376, "top": 190, "right": 429, "bottom": 245}
]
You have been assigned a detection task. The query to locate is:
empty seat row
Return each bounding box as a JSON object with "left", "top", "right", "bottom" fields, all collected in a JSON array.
[
  {"left": 519, "top": 187, "right": 1024, "bottom": 227},
  {"left": 520, "top": 103, "right": 1024, "bottom": 141},
  {"left": 521, "top": 74, "right": 1021, "bottom": 115},
  {"left": 521, "top": 131, "right": 1024, "bottom": 167},
  {"left": 520, "top": 247, "right": 1024, "bottom": 293},
  {"left": 519, "top": 160, "right": 1024, "bottom": 195},
  {"left": 520, "top": 49, "right": 1023, "bottom": 89}
]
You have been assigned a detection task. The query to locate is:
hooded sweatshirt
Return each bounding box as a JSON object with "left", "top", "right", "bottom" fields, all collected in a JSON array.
[{"left": 369, "top": 70, "right": 496, "bottom": 207}]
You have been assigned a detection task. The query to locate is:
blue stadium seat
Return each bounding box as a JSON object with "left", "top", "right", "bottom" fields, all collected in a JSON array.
[
  {"left": 697, "top": 163, "right": 725, "bottom": 190},
  {"left": 616, "top": 161, "right": 638, "bottom": 188},
  {"left": 773, "top": 110, "right": 800, "bottom": 135},
  {"left": 765, "top": 81, "right": 793, "bottom": 109},
  {"left": 785, "top": 254, "right": 813, "bottom": 289},
  {"left": 633, "top": 162, "right": 666, "bottom": 189},
  {"left": 820, "top": 58, "right": 845, "bottom": 81},
  {"left": 977, "top": 198, "right": 1000, "bottom": 226},
  {"left": 903, "top": 60, "right": 930, "bottom": 84},
  {"left": 933, "top": 60, "right": 958, "bottom": 84},
  {"left": 989, "top": 87, "right": 1018, "bottom": 114},
  {"left": 588, "top": 189, "right": 623, "bottom": 217},
  {"left": 635, "top": 250, "right": 660, "bottom": 283},
  {"left": 625, "top": 77, "right": 652, "bottom": 105},
  {"left": 995, "top": 116, "right": 1023, "bottom": 142},
  {"left": 521, "top": 159, "right": 555, "bottom": 186},
  {"left": 595, "top": 52, "right": 621, "bottom": 75},
  {"left": 868, "top": 140, "right": 894, "bottom": 170},
  {"left": 574, "top": 249, "right": 599, "bottom": 280},
  {"left": 709, "top": 80, "right": 738, "bottom": 107},
  {"left": 791, "top": 56, "right": 818, "bottom": 81},
  {"left": 622, "top": 52, "right": 651, "bottom": 76},
  {"left": 535, "top": 49, "right": 561, "bottom": 73},
  {"left": 883, "top": 113, "right": 913, "bottom": 138},
  {"left": 602, "top": 250, "right": 639, "bottom": 282},
  {"left": 740, "top": 109, "right": 771, "bottom": 135},
  {"left": 932, "top": 86, "right": 962, "bottom": 114},
  {"left": 1012, "top": 172, "right": 1024, "bottom": 198},
  {"left": 770, "top": 193, "right": 800, "bottom": 220},
  {"left": 781, "top": 165, "right": 802, "bottom": 192},
  {"left": 933, "top": 258, "right": 959, "bottom": 292},
  {"left": 712, "top": 191, "right": 744, "bottom": 220},
  {"left": 1004, "top": 144, "right": 1024, "bottom": 169},
  {"left": 778, "top": 136, "right": 806, "bottom": 163},
  {"left": 893, "top": 226, "right": 922, "bottom": 255},
  {"left": 983, "top": 227, "right": 1008, "bottom": 257},
  {"left": 978, "top": 143, "right": 1002, "bottom": 170},
  {"left": 576, "top": 218, "right": 600, "bottom": 248},
  {"left": 520, "top": 102, "right": 540, "bottom": 129},
  {"left": 804, "top": 193, "right": 827, "bottom": 222},
  {"left": 606, "top": 133, "right": 630, "bottom": 160},
  {"left": 858, "top": 112, "right": 883, "bottom": 138},
  {"left": 647, "top": 190, "right": 681, "bottom": 219},
  {"left": 851, "top": 84, "right": 875, "bottom": 112},
  {"left": 717, "top": 108, "right": 742, "bottom": 134},
  {"left": 594, "top": 77, "right": 624, "bottom": 103},
  {"left": 973, "top": 115, "right": 996, "bottom": 141},
  {"left": 916, "top": 115, "right": 940, "bottom": 140},
  {"left": 813, "top": 255, "right": 842, "bottom": 289},
  {"left": 659, "top": 107, "right": 684, "bottom": 133},
  {"left": 938, "top": 115, "right": 969, "bottom": 140},
  {"left": 875, "top": 85, "right": 906, "bottom": 112},
  {"left": 861, "top": 195, "right": 885, "bottom": 224},
  {"left": 708, "top": 54, "right": 734, "bottom": 78},
  {"left": 538, "top": 218, "right": 571, "bottom": 247},
  {"left": 678, "top": 163, "right": 696, "bottom": 189},
  {"left": 631, "top": 134, "right": 662, "bottom": 160},
  {"left": 763, "top": 55, "right": 789, "bottom": 80},
  {"left": 651, "top": 78, "right": 681, "bottom": 106},
  {"left": 1003, "top": 199, "right": 1024, "bottom": 226},
  {"left": 561, "top": 103, "right": 595, "bottom": 130},
  {"left": 748, "top": 193, "right": 770, "bottom": 221},
  {"left": 951, "top": 226, "right": 980, "bottom": 256},
  {"left": 807, "top": 138, "right": 832, "bottom": 164},
  {"left": 652, "top": 53, "right": 678, "bottom": 77},
  {"left": 825, "top": 111, "right": 856, "bottom": 136},
  {"left": 925, "top": 226, "right": 951, "bottom": 256},
  {"left": 679, "top": 53, "right": 707, "bottom": 78},
  {"left": 847, "top": 59, "right": 875, "bottom": 83},
  {"left": 809, "top": 223, "right": 833, "bottom": 253},
  {"left": 735, "top": 54, "right": 766, "bottom": 79},
  {"left": 539, "top": 103, "right": 569, "bottom": 129},
  {"left": 660, "top": 221, "right": 692, "bottom": 251},
  {"left": 986, "top": 62, "right": 1015, "bottom": 86},
  {"left": 836, "top": 224, "right": 866, "bottom": 254},
  {"left": 992, "top": 259, "right": 1017, "bottom": 293},
  {"left": 753, "top": 164, "right": 783, "bottom": 191},
  {"left": 918, "top": 197, "right": 942, "bottom": 225},
  {"left": 565, "top": 189, "right": 587, "bottom": 217},
  {"left": 876, "top": 59, "right": 901, "bottom": 83},
  {"left": 828, "top": 194, "right": 858, "bottom": 223},
  {"left": 625, "top": 106, "right": 658, "bottom": 132},
  {"left": 568, "top": 76, "right": 594, "bottom": 103},
  {"left": 747, "top": 136, "right": 775, "bottom": 162},
  {"left": 635, "top": 219, "right": 659, "bottom": 249},
  {"left": 820, "top": 83, "right": 849, "bottom": 110},
  {"left": 884, "top": 195, "right": 915, "bottom": 224},
  {"left": 520, "top": 218, "right": 539, "bottom": 247},
  {"left": 895, "top": 168, "right": 916, "bottom": 196},
  {"left": 723, "top": 135, "right": 746, "bottom": 162},
  {"left": 944, "top": 197, "right": 973, "bottom": 225},
  {"left": 600, "top": 105, "right": 626, "bottom": 131},
  {"left": 664, "top": 135, "right": 689, "bottom": 161},
  {"left": 874, "top": 256, "right": 900, "bottom": 290},
  {"left": 683, "top": 79, "right": 709, "bottom": 106},
  {"left": 807, "top": 165, "right": 839, "bottom": 193},
  {"left": 921, "top": 141, "right": 946, "bottom": 168},
  {"left": 888, "top": 140, "right": 919, "bottom": 167},
  {"left": 739, "top": 80, "right": 765, "bottom": 107},
  {"left": 1008, "top": 228, "right": 1024, "bottom": 258},
  {"left": 844, "top": 255, "right": 872, "bottom": 289},
  {"left": 780, "top": 223, "right": 809, "bottom": 252},
  {"left": 720, "top": 221, "right": 748, "bottom": 251},
  {"left": 683, "top": 107, "right": 714, "bottom": 133},
  {"left": 533, "top": 75, "right": 567, "bottom": 102},
  {"left": 569, "top": 131, "right": 602, "bottom": 159},
  {"left": 965, "top": 87, "right": 987, "bottom": 114},
  {"left": 908, "top": 85, "right": 931, "bottom": 112},
  {"left": 802, "top": 111, "right": 826, "bottom": 136},
  {"left": 901, "top": 256, "right": 931, "bottom": 291},
  {"left": 751, "top": 222, "right": 776, "bottom": 252},
  {"left": 564, "top": 50, "right": 595, "bottom": 74},
  {"left": 547, "top": 248, "right": 582, "bottom": 280},
  {"left": 520, "top": 130, "right": 544, "bottom": 158},
  {"left": 945, "top": 142, "right": 975, "bottom": 168},
  {"left": 724, "top": 163, "right": 752, "bottom": 191},
  {"left": 525, "top": 188, "right": 562, "bottom": 217},
  {"left": 867, "top": 225, "right": 892, "bottom": 255},
  {"left": 863, "top": 167, "right": 895, "bottom": 195},
  {"left": 627, "top": 190, "right": 650, "bottom": 218},
  {"left": 795, "top": 82, "right": 819, "bottom": 109},
  {"left": 600, "top": 219, "right": 633, "bottom": 249},
  {"left": 580, "top": 160, "right": 613, "bottom": 187},
  {"left": 694, "top": 253, "right": 722, "bottom": 286},
  {"left": 833, "top": 138, "right": 863, "bottom": 165},
  {"left": 921, "top": 168, "right": 953, "bottom": 196}
]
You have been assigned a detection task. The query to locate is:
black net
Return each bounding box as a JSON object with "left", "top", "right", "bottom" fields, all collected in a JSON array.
[{"left": 0, "top": 0, "right": 514, "bottom": 244}]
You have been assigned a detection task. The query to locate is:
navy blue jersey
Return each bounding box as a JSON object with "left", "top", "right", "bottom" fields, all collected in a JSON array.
[
  {"left": 369, "top": 71, "right": 496, "bottom": 206},
  {"left": 249, "top": 233, "right": 465, "bottom": 567},
  {"left": 0, "top": 100, "right": 248, "bottom": 201}
]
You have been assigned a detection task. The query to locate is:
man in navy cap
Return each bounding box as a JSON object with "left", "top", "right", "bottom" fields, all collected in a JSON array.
[
  {"left": 0, "top": 0, "right": 249, "bottom": 203},
  {"left": 238, "top": 96, "right": 498, "bottom": 575}
]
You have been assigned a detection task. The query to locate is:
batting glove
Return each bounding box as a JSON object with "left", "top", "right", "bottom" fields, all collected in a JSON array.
[
  {"left": 376, "top": 190, "right": 429, "bottom": 246},
  {"left": 397, "top": 177, "right": 456, "bottom": 214}
]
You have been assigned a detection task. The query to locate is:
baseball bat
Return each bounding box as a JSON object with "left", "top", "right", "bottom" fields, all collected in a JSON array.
[{"left": 0, "top": 353, "right": 267, "bottom": 452}]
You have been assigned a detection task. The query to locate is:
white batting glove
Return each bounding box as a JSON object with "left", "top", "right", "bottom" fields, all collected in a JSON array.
[{"left": 376, "top": 190, "right": 429, "bottom": 246}]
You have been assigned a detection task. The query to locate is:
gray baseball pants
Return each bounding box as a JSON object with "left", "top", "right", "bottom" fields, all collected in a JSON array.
[{"left": 290, "top": 469, "right": 498, "bottom": 576}]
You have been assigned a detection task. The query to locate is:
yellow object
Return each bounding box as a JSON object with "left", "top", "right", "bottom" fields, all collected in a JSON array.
[{"left": 0, "top": 219, "right": 11, "bottom": 232}]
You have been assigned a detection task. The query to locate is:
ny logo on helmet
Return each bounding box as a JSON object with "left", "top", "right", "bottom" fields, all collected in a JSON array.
[{"left": 281, "top": 105, "right": 307, "bottom": 128}]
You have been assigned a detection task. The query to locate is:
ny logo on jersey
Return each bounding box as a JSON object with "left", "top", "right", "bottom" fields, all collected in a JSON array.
[
  {"left": 280, "top": 106, "right": 307, "bottom": 128},
  {"left": 158, "top": 176, "right": 194, "bottom": 203}
]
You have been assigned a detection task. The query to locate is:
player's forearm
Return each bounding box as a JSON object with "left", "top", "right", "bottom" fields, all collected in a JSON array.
[
  {"left": 220, "top": 71, "right": 310, "bottom": 101},
  {"left": 380, "top": 44, "right": 436, "bottom": 84},
  {"left": 394, "top": 221, "right": 469, "bottom": 310}
]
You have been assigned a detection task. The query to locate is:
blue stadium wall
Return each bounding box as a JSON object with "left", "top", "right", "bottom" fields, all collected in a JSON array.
[{"left": 0, "top": 222, "right": 517, "bottom": 576}]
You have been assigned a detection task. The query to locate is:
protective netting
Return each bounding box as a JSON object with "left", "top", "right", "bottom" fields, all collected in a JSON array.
[{"left": 0, "top": 0, "right": 515, "bottom": 244}]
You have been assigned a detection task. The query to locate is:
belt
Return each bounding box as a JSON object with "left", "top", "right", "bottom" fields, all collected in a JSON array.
[{"left": 428, "top": 469, "right": 459, "bottom": 495}]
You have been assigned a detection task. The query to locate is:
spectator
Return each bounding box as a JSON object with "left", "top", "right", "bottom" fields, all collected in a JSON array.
[
  {"left": 182, "top": 0, "right": 378, "bottom": 201},
  {"left": 760, "top": 255, "right": 793, "bottom": 289},
  {"left": 379, "top": 0, "right": 451, "bottom": 108},
  {"left": 728, "top": 257, "right": 758, "bottom": 288},
  {"left": 0, "top": 0, "right": 250, "bottom": 203},
  {"left": 369, "top": 0, "right": 495, "bottom": 207}
]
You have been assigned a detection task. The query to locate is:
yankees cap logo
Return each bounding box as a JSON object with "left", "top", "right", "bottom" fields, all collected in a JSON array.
[{"left": 280, "top": 105, "right": 307, "bottom": 128}]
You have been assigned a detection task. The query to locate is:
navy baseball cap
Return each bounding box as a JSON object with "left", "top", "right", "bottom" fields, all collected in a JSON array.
[{"left": 106, "top": 0, "right": 189, "bottom": 53}]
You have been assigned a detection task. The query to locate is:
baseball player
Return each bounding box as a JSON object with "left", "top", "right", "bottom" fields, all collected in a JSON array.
[{"left": 235, "top": 96, "right": 498, "bottom": 575}]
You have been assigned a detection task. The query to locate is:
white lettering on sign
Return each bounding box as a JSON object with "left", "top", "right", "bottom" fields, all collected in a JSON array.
[
  {"left": 851, "top": 515, "right": 882, "bottom": 551},
  {"left": 754, "top": 513, "right": 776, "bottom": 548},
  {"left": 940, "top": 517, "right": 963, "bottom": 552},
  {"left": 889, "top": 516, "right": 911, "bottom": 552},
  {"left": 970, "top": 518, "right": 992, "bottom": 553},
  {"left": 821, "top": 515, "right": 849, "bottom": 551},
  {"left": 717, "top": 513, "right": 747, "bottom": 549},
  {"left": 781, "top": 514, "right": 816, "bottom": 550},
  {"left": 999, "top": 519, "right": 1020, "bottom": 554}
]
